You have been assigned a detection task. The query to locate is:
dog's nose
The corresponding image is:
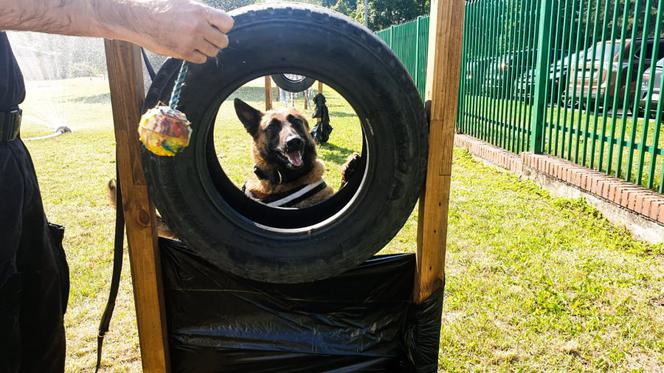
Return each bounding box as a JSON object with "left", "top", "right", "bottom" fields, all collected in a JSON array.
[{"left": 285, "top": 136, "right": 304, "bottom": 150}]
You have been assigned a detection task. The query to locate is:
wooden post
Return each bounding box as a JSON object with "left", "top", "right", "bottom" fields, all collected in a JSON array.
[
  {"left": 318, "top": 80, "right": 324, "bottom": 94},
  {"left": 264, "top": 76, "right": 273, "bottom": 110},
  {"left": 529, "top": 0, "right": 554, "bottom": 154},
  {"left": 415, "top": 0, "right": 465, "bottom": 303},
  {"left": 104, "top": 40, "right": 170, "bottom": 372}
]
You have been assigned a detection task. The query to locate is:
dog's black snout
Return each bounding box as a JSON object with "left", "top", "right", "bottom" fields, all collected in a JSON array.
[{"left": 285, "top": 136, "right": 304, "bottom": 151}]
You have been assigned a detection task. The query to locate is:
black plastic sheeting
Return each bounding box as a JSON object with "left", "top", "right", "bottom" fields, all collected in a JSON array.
[
  {"left": 405, "top": 288, "right": 444, "bottom": 372},
  {"left": 160, "top": 238, "right": 443, "bottom": 372}
]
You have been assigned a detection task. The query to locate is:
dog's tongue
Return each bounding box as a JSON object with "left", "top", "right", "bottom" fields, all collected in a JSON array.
[{"left": 287, "top": 151, "right": 303, "bottom": 167}]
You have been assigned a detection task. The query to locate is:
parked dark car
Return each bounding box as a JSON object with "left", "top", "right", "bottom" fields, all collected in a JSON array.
[
  {"left": 565, "top": 38, "right": 664, "bottom": 109},
  {"left": 640, "top": 57, "right": 663, "bottom": 117},
  {"left": 482, "top": 50, "right": 535, "bottom": 97},
  {"left": 463, "top": 57, "right": 492, "bottom": 93},
  {"left": 513, "top": 49, "right": 568, "bottom": 103}
]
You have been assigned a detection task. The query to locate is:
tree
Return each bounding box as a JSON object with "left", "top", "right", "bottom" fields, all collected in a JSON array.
[
  {"left": 204, "top": 0, "right": 255, "bottom": 11},
  {"left": 330, "top": 0, "right": 428, "bottom": 30}
]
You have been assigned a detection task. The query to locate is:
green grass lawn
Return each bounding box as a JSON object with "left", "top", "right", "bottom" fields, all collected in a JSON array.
[{"left": 20, "top": 78, "right": 664, "bottom": 371}]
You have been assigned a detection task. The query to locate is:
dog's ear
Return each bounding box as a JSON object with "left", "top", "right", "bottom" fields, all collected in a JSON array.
[{"left": 234, "top": 98, "right": 263, "bottom": 136}]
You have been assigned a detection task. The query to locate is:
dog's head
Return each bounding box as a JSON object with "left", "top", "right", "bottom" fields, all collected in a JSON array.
[
  {"left": 313, "top": 93, "right": 326, "bottom": 105},
  {"left": 234, "top": 98, "right": 316, "bottom": 176}
]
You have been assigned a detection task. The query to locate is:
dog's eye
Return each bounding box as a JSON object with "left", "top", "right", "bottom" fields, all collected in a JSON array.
[
  {"left": 268, "top": 119, "right": 281, "bottom": 130},
  {"left": 287, "top": 114, "right": 302, "bottom": 127}
]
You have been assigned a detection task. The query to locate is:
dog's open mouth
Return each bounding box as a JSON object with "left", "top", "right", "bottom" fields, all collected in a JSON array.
[{"left": 283, "top": 150, "right": 304, "bottom": 168}]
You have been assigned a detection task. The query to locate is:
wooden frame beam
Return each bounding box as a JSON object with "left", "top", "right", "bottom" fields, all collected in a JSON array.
[
  {"left": 103, "top": 0, "right": 465, "bottom": 366},
  {"left": 264, "top": 76, "right": 273, "bottom": 110},
  {"left": 415, "top": 0, "right": 465, "bottom": 303},
  {"left": 104, "top": 40, "right": 170, "bottom": 372}
]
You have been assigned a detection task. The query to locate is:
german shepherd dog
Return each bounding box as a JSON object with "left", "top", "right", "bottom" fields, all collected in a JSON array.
[
  {"left": 235, "top": 98, "right": 338, "bottom": 208},
  {"left": 107, "top": 99, "right": 358, "bottom": 238}
]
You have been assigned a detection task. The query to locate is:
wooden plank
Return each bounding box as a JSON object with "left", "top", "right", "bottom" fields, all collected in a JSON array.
[
  {"left": 415, "top": 0, "right": 465, "bottom": 303},
  {"left": 104, "top": 40, "right": 170, "bottom": 372},
  {"left": 318, "top": 80, "right": 323, "bottom": 94},
  {"left": 264, "top": 76, "right": 273, "bottom": 110}
]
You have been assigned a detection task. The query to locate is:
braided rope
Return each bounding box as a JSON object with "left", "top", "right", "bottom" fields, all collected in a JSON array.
[{"left": 169, "top": 61, "right": 189, "bottom": 109}]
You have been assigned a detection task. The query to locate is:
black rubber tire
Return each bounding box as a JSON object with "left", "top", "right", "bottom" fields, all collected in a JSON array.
[
  {"left": 142, "top": 3, "right": 427, "bottom": 283},
  {"left": 270, "top": 73, "right": 316, "bottom": 92}
]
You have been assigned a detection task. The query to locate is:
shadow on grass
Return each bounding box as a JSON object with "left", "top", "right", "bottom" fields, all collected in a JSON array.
[
  {"left": 68, "top": 93, "right": 111, "bottom": 104},
  {"left": 329, "top": 111, "right": 358, "bottom": 118},
  {"left": 318, "top": 142, "right": 357, "bottom": 166}
]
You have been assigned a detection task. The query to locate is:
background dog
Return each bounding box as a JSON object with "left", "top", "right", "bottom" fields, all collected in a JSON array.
[{"left": 106, "top": 179, "right": 177, "bottom": 239}]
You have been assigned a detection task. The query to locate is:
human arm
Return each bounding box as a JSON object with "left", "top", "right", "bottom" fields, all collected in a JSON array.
[{"left": 0, "top": 0, "right": 234, "bottom": 63}]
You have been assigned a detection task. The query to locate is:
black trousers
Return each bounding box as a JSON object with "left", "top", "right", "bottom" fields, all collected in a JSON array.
[{"left": 0, "top": 138, "right": 68, "bottom": 373}]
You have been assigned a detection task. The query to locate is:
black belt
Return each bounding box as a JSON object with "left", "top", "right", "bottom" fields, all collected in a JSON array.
[{"left": 0, "top": 109, "right": 21, "bottom": 143}]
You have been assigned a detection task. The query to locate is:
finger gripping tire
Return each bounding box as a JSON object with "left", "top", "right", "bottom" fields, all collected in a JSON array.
[
  {"left": 270, "top": 73, "right": 316, "bottom": 92},
  {"left": 142, "top": 4, "right": 427, "bottom": 283}
]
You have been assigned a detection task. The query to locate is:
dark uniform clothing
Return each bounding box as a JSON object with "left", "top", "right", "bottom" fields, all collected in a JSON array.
[
  {"left": 0, "top": 31, "right": 68, "bottom": 373},
  {"left": 0, "top": 32, "right": 24, "bottom": 111}
]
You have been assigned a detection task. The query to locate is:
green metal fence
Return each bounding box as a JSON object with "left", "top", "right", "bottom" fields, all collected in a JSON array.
[
  {"left": 378, "top": 0, "right": 664, "bottom": 193},
  {"left": 533, "top": 0, "right": 664, "bottom": 193},
  {"left": 458, "top": 0, "right": 541, "bottom": 154},
  {"left": 376, "top": 16, "right": 430, "bottom": 99}
]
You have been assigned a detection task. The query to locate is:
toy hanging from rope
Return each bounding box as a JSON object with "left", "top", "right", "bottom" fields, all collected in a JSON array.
[{"left": 138, "top": 62, "right": 192, "bottom": 156}]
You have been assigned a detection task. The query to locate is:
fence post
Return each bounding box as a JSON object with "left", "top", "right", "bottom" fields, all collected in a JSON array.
[
  {"left": 529, "top": 0, "right": 553, "bottom": 154},
  {"left": 414, "top": 17, "right": 420, "bottom": 89}
]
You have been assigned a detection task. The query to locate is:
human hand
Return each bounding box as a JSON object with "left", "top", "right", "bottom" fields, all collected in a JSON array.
[{"left": 110, "top": 0, "right": 234, "bottom": 64}]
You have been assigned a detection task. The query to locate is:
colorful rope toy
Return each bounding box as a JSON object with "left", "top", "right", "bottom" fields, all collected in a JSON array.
[{"left": 138, "top": 62, "right": 192, "bottom": 156}]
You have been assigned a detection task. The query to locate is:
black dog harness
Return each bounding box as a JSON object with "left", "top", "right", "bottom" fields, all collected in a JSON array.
[
  {"left": 245, "top": 164, "right": 328, "bottom": 207},
  {"left": 252, "top": 164, "right": 311, "bottom": 185}
]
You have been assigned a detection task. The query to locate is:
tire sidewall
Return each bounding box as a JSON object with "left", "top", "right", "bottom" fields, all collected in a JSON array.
[{"left": 143, "top": 4, "right": 427, "bottom": 283}]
